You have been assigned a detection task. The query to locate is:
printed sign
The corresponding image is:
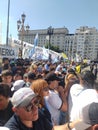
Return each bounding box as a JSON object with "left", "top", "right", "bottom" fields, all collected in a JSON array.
[{"left": 0, "top": 45, "right": 16, "bottom": 58}]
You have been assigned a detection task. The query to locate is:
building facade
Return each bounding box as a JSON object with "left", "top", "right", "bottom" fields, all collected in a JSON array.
[
  {"left": 75, "top": 26, "right": 98, "bottom": 60},
  {"left": 18, "top": 27, "right": 69, "bottom": 50},
  {"left": 18, "top": 26, "right": 98, "bottom": 60}
]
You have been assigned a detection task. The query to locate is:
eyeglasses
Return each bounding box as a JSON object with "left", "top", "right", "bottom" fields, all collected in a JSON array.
[
  {"left": 24, "top": 99, "right": 40, "bottom": 112},
  {"left": 43, "top": 87, "right": 49, "bottom": 91}
]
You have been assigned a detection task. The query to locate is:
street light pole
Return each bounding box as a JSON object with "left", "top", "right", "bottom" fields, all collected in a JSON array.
[
  {"left": 6, "top": 0, "right": 10, "bottom": 46},
  {"left": 17, "top": 13, "right": 30, "bottom": 59},
  {"left": 47, "top": 26, "right": 54, "bottom": 50}
]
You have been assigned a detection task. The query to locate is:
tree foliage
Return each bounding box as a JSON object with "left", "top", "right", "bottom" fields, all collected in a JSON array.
[{"left": 45, "top": 43, "right": 61, "bottom": 53}]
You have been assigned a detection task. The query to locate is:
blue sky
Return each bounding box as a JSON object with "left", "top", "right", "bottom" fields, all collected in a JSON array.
[{"left": 0, "top": 0, "right": 98, "bottom": 43}]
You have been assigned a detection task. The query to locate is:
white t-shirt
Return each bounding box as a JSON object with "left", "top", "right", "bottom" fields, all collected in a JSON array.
[{"left": 44, "top": 90, "right": 62, "bottom": 125}]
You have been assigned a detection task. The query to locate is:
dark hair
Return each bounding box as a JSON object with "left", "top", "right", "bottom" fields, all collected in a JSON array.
[
  {"left": 80, "top": 70, "right": 95, "bottom": 88},
  {"left": 27, "top": 72, "right": 36, "bottom": 80},
  {"left": 0, "top": 83, "right": 10, "bottom": 97},
  {"left": 2, "top": 57, "right": 9, "bottom": 63},
  {"left": 14, "top": 72, "right": 23, "bottom": 78},
  {"left": 67, "top": 68, "right": 76, "bottom": 74},
  {"left": 1, "top": 70, "right": 13, "bottom": 77},
  {"left": 2, "top": 64, "right": 9, "bottom": 70},
  {"left": 67, "top": 68, "right": 80, "bottom": 82}
]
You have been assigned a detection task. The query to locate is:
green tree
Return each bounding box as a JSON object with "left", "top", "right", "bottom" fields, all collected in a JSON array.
[{"left": 45, "top": 43, "right": 61, "bottom": 53}]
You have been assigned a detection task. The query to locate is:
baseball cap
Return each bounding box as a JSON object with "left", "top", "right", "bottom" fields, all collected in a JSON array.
[
  {"left": 74, "top": 102, "right": 98, "bottom": 130},
  {"left": 11, "top": 80, "right": 26, "bottom": 92},
  {"left": 11, "top": 87, "right": 37, "bottom": 107},
  {"left": 45, "top": 72, "right": 61, "bottom": 82}
]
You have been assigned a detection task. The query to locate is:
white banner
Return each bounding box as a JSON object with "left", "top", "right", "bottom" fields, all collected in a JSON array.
[{"left": 0, "top": 45, "right": 16, "bottom": 58}]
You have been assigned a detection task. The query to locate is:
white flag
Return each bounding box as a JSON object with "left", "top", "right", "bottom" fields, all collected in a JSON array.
[{"left": 46, "top": 35, "right": 49, "bottom": 40}]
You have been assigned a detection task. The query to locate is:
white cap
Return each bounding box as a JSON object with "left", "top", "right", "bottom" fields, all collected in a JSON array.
[
  {"left": 0, "top": 127, "right": 10, "bottom": 130},
  {"left": 11, "top": 80, "right": 25, "bottom": 91},
  {"left": 11, "top": 87, "right": 37, "bottom": 107}
]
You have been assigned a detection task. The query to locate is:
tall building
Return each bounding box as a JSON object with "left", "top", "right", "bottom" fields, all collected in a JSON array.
[
  {"left": 17, "top": 26, "right": 98, "bottom": 60},
  {"left": 75, "top": 26, "right": 98, "bottom": 60},
  {"left": 64, "top": 34, "right": 75, "bottom": 60},
  {"left": 18, "top": 27, "right": 69, "bottom": 51}
]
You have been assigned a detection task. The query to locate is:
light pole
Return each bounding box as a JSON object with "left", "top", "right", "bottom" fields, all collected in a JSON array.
[
  {"left": 6, "top": 0, "right": 10, "bottom": 46},
  {"left": 17, "top": 13, "right": 30, "bottom": 59},
  {"left": 47, "top": 26, "right": 54, "bottom": 49}
]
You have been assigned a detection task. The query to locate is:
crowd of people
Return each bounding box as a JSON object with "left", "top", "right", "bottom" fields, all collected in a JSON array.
[{"left": 0, "top": 57, "right": 98, "bottom": 130}]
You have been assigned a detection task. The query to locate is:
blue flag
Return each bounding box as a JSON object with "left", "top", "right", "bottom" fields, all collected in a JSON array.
[{"left": 29, "top": 33, "right": 38, "bottom": 58}]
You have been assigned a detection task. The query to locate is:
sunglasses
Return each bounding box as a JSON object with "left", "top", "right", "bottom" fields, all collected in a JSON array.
[
  {"left": 43, "top": 87, "right": 49, "bottom": 91},
  {"left": 24, "top": 99, "right": 40, "bottom": 112}
]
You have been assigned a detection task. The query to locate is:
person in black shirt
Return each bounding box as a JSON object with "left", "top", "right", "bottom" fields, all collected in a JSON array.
[
  {"left": 0, "top": 83, "right": 14, "bottom": 126},
  {"left": 5, "top": 87, "right": 53, "bottom": 130}
]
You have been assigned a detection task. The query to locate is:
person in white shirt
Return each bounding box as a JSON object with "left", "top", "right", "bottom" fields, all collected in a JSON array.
[
  {"left": 68, "top": 70, "right": 96, "bottom": 122},
  {"left": 44, "top": 72, "right": 67, "bottom": 125},
  {"left": 54, "top": 101, "right": 98, "bottom": 130}
]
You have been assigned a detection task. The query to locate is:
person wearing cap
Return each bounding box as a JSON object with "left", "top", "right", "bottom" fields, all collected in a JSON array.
[
  {"left": 11, "top": 80, "right": 26, "bottom": 94},
  {"left": 68, "top": 70, "right": 97, "bottom": 122},
  {"left": 0, "top": 83, "right": 14, "bottom": 126},
  {"left": 5, "top": 87, "right": 53, "bottom": 130},
  {"left": 79, "top": 102, "right": 98, "bottom": 130},
  {"left": 44, "top": 72, "right": 67, "bottom": 125},
  {"left": 65, "top": 102, "right": 98, "bottom": 130},
  {"left": 53, "top": 102, "right": 98, "bottom": 130}
]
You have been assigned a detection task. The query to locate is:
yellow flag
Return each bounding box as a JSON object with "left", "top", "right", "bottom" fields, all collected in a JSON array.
[{"left": 61, "top": 53, "right": 68, "bottom": 59}]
